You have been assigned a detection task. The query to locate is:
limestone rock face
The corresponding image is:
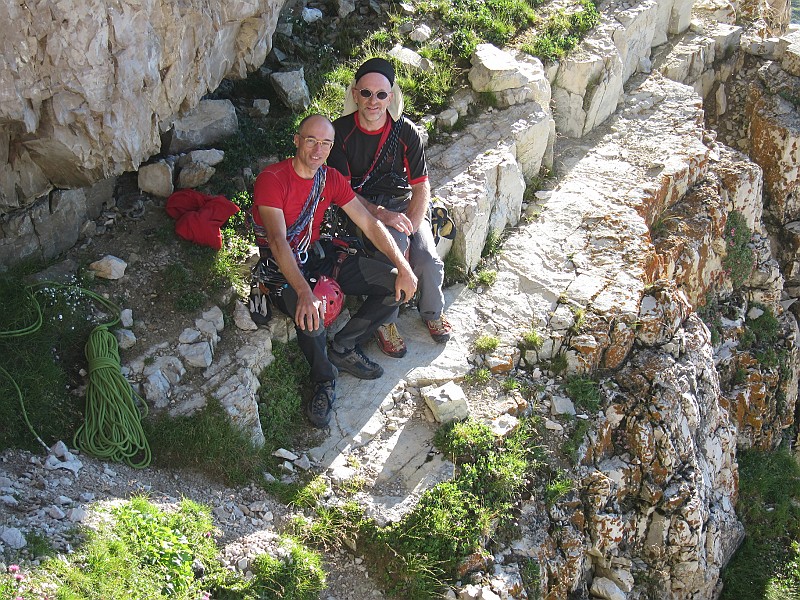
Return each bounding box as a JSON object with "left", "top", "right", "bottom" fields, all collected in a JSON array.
[
  {"left": 652, "top": 145, "right": 765, "bottom": 307},
  {"left": 469, "top": 45, "right": 552, "bottom": 109},
  {"left": 0, "top": 177, "right": 115, "bottom": 266},
  {"left": 468, "top": 76, "right": 709, "bottom": 375},
  {"left": 606, "top": 315, "right": 742, "bottom": 600},
  {"left": 537, "top": 312, "right": 745, "bottom": 600},
  {"left": 428, "top": 93, "right": 555, "bottom": 271},
  {"left": 167, "top": 100, "right": 239, "bottom": 154},
  {"left": 0, "top": 0, "right": 285, "bottom": 212},
  {"left": 749, "top": 62, "right": 800, "bottom": 225},
  {"left": 551, "top": 0, "right": 694, "bottom": 139}
]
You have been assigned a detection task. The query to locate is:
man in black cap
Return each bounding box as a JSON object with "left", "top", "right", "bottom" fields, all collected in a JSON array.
[{"left": 328, "top": 57, "right": 451, "bottom": 359}]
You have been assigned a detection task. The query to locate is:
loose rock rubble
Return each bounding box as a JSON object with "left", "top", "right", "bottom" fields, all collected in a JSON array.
[{"left": 0, "top": 443, "right": 390, "bottom": 600}]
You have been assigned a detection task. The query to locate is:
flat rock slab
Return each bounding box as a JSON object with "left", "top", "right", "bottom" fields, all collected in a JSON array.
[
  {"left": 475, "top": 75, "right": 711, "bottom": 371},
  {"left": 308, "top": 287, "right": 475, "bottom": 502}
]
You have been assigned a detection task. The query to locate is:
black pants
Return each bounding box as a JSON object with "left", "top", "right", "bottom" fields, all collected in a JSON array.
[{"left": 276, "top": 253, "right": 401, "bottom": 383}]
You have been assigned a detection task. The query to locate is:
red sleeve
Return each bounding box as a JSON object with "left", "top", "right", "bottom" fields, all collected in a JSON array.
[{"left": 253, "top": 169, "right": 285, "bottom": 211}]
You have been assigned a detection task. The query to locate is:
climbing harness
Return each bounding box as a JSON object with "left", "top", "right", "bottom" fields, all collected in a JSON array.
[{"left": 351, "top": 117, "right": 402, "bottom": 195}]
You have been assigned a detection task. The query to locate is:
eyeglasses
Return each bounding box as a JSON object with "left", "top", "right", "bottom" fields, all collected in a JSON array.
[
  {"left": 355, "top": 88, "right": 391, "bottom": 100},
  {"left": 298, "top": 135, "right": 334, "bottom": 150}
]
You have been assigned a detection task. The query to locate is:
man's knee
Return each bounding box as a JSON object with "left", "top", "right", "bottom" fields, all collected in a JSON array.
[
  {"left": 388, "top": 227, "right": 410, "bottom": 254},
  {"left": 297, "top": 323, "right": 327, "bottom": 338}
]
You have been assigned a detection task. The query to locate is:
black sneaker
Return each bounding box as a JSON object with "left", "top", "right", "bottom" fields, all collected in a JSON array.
[
  {"left": 328, "top": 344, "right": 384, "bottom": 380},
  {"left": 305, "top": 380, "right": 335, "bottom": 427}
]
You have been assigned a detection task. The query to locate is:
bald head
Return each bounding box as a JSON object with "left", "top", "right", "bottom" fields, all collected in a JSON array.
[{"left": 297, "top": 114, "right": 334, "bottom": 138}]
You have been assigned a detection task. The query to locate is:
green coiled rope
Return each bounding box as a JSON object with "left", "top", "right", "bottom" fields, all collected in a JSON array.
[
  {"left": 73, "top": 323, "right": 152, "bottom": 468},
  {"left": 1, "top": 282, "right": 151, "bottom": 468}
]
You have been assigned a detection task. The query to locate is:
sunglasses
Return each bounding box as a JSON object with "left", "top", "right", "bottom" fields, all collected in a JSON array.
[{"left": 355, "top": 88, "right": 391, "bottom": 100}]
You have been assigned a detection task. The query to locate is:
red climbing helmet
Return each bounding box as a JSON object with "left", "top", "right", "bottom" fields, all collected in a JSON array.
[{"left": 313, "top": 276, "right": 344, "bottom": 328}]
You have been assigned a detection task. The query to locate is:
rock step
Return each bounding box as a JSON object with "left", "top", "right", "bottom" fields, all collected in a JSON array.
[{"left": 474, "top": 74, "right": 710, "bottom": 373}]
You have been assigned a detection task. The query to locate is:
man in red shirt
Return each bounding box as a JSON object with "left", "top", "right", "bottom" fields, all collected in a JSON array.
[
  {"left": 328, "top": 57, "right": 451, "bottom": 360},
  {"left": 252, "top": 114, "right": 417, "bottom": 427}
]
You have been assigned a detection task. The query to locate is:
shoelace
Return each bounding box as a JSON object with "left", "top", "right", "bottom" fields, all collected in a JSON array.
[
  {"left": 428, "top": 316, "right": 451, "bottom": 334},
  {"left": 353, "top": 345, "right": 376, "bottom": 365},
  {"left": 311, "top": 383, "right": 334, "bottom": 413},
  {"left": 383, "top": 324, "right": 404, "bottom": 348}
]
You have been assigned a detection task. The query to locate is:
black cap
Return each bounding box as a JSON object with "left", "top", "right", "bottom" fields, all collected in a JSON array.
[{"left": 354, "top": 57, "right": 395, "bottom": 86}]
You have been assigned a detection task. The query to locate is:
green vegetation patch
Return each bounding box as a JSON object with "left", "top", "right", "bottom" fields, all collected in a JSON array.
[
  {"left": 722, "top": 447, "right": 800, "bottom": 599},
  {"left": 521, "top": 0, "right": 600, "bottom": 61},
  {"left": 562, "top": 418, "right": 591, "bottom": 464},
  {"left": 545, "top": 469, "right": 573, "bottom": 505},
  {"left": 0, "top": 274, "right": 108, "bottom": 451},
  {"left": 698, "top": 293, "right": 726, "bottom": 347},
  {"left": 147, "top": 340, "right": 314, "bottom": 484},
  {"left": 474, "top": 333, "right": 501, "bottom": 354},
  {"left": 286, "top": 419, "right": 545, "bottom": 598},
  {"left": 144, "top": 399, "right": 272, "bottom": 485},
  {"left": 723, "top": 210, "right": 755, "bottom": 290},
  {"left": 469, "top": 268, "right": 498, "bottom": 289},
  {"left": 426, "top": 0, "right": 539, "bottom": 59},
  {"left": 362, "top": 419, "right": 541, "bottom": 597},
  {"left": 161, "top": 241, "right": 247, "bottom": 312},
  {"left": 4, "top": 497, "right": 220, "bottom": 599},
  {"left": 464, "top": 366, "right": 493, "bottom": 385},
  {"left": 216, "top": 538, "right": 326, "bottom": 600},
  {"left": 564, "top": 375, "right": 602, "bottom": 414},
  {"left": 482, "top": 229, "right": 503, "bottom": 258},
  {"left": 521, "top": 329, "right": 544, "bottom": 351},
  {"left": 1, "top": 497, "right": 325, "bottom": 600},
  {"left": 741, "top": 305, "right": 790, "bottom": 372},
  {"left": 258, "top": 340, "right": 311, "bottom": 450}
]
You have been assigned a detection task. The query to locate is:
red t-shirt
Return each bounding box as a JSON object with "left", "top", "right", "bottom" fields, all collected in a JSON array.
[{"left": 252, "top": 159, "right": 354, "bottom": 245}]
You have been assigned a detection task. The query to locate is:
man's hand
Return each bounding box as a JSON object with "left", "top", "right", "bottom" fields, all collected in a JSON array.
[
  {"left": 295, "top": 289, "right": 325, "bottom": 331},
  {"left": 376, "top": 207, "right": 413, "bottom": 235},
  {"left": 344, "top": 197, "right": 417, "bottom": 300},
  {"left": 394, "top": 266, "right": 417, "bottom": 303}
]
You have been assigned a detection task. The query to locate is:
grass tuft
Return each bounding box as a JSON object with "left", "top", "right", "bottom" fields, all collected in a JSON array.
[
  {"left": 520, "top": 0, "right": 600, "bottom": 61},
  {"left": 258, "top": 340, "right": 311, "bottom": 450},
  {"left": 465, "top": 367, "right": 493, "bottom": 385},
  {"left": 521, "top": 329, "right": 544, "bottom": 351},
  {"left": 474, "top": 333, "right": 501, "bottom": 354},
  {"left": 469, "top": 268, "right": 498, "bottom": 289},
  {"left": 144, "top": 399, "right": 271, "bottom": 485},
  {"left": 722, "top": 447, "right": 800, "bottom": 598},
  {"left": 481, "top": 229, "right": 503, "bottom": 258},
  {"left": 564, "top": 375, "right": 602, "bottom": 413},
  {"left": 723, "top": 211, "right": 755, "bottom": 290}
]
